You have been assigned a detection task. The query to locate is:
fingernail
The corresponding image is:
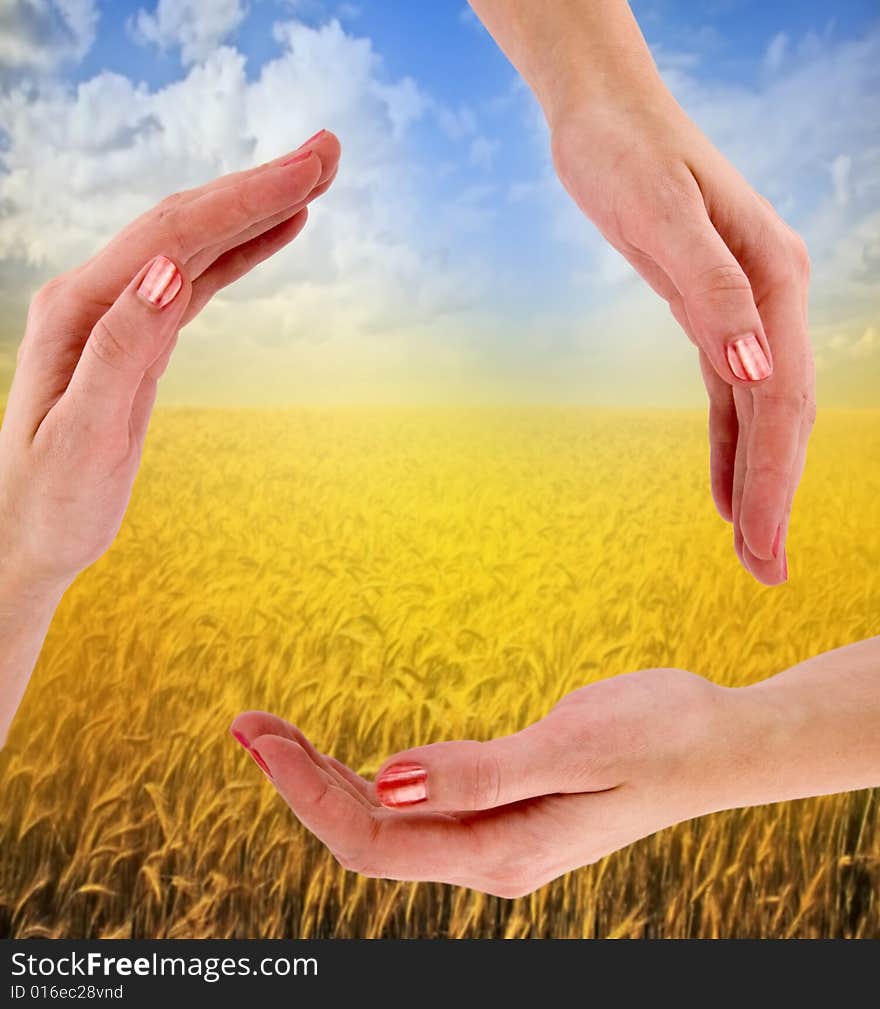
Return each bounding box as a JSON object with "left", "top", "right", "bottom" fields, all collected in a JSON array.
[
  {"left": 231, "top": 729, "right": 272, "bottom": 779},
  {"left": 772, "top": 524, "right": 782, "bottom": 559},
  {"left": 376, "top": 763, "right": 428, "bottom": 808},
  {"left": 726, "top": 334, "right": 771, "bottom": 382},
  {"left": 299, "top": 129, "right": 326, "bottom": 149},
  {"left": 249, "top": 746, "right": 272, "bottom": 778},
  {"left": 137, "top": 255, "right": 182, "bottom": 308},
  {"left": 280, "top": 150, "right": 315, "bottom": 167}
]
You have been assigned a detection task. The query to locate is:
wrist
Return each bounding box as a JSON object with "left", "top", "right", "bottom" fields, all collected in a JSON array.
[
  {"left": 0, "top": 556, "right": 69, "bottom": 623},
  {"left": 539, "top": 45, "right": 666, "bottom": 132},
  {"left": 709, "top": 681, "right": 802, "bottom": 812}
]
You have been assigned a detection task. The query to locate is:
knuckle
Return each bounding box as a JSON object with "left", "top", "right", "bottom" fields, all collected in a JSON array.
[
  {"left": 754, "top": 389, "right": 813, "bottom": 421},
  {"left": 152, "top": 201, "right": 187, "bottom": 259},
  {"left": 157, "top": 192, "right": 183, "bottom": 212},
  {"left": 29, "top": 274, "right": 68, "bottom": 314},
  {"left": 88, "top": 317, "right": 140, "bottom": 373},
  {"left": 485, "top": 881, "right": 534, "bottom": 901},
  {"left": 334, "top": 850, "right": 362, "bottom": 873},
  {"left": 230, "top": 182, "right": 258, "bottom": 223},
  {"left": 472, "top": 744, "right": 502, "bottom": 809},
  {"left": 692, "top": 262, "right": 751, "bottom": 297},
  {"left": 786, "top": 230, "right": 811, "bottom": 279}
]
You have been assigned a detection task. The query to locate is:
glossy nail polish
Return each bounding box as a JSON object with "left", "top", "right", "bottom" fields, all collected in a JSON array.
[
  {"left": 726, "top": 333, "right": 771, "bottom": 382},
  {"left": 280, "top": 150, "right": 315, "bottom": 167},
  {"left": 232, "top": 729, "right": 272, "bottom": 778},
  {"left": 137, "top": 255, "right": 182, "bottom": 308},
  {"left": 249, "top": 746, "right": 272, "bottom": 778},
  {"left": 376, "top": 763, "right": 428, "bottom": 807},
  {"left": 772, "top": 524, "right": 782, "bottom": 559}
]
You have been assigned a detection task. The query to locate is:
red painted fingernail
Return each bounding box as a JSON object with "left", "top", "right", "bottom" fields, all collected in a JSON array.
[
  {"left": 249, "top": 746, "right": 272, "bottom": 778},
  {"left": 726, "top": 333, "right": 771, "bottom": 382},
  {"left": 232, "top": 729, "right": 272, "bottom": 778},
  {"left": 137, "top": 255, "right": 182, "bottom": 308},
  {"left": 280, "top": 150, "right": 314, "bottom": 167},
  {"left": 376, "top": 763, "right": 428, "bottom": 807},
  {"left": 299, "top": 129, "right": 326, "bottom": 148},
  {"left": 772, "top": 524, "right": 782, "bottom": 559}
]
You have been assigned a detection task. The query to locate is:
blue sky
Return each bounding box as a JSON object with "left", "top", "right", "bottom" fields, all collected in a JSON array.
[{"left": 1, "top": 1, "right": 878, "bottom": 404}]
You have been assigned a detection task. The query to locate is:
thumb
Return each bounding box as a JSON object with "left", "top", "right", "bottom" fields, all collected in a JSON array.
[
  {"left": 374, "top": 716, "right": 608, "bottom": 812},
  {"left": 646, "top": 200, "right": 773, "bottom": 387},
  {"left": 63, "top": 255, "right": 191, "bottom": 428}
]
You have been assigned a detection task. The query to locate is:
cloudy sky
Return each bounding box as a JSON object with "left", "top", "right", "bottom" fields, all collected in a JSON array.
[{"left": 0, "top": 0, "right": 877, "bottom": 405}]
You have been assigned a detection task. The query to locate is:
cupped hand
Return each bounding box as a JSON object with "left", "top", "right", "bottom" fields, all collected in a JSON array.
[
  {"left": 0, "top": 130, "right": 340, "bottom": 593},
  {"left": 231, "top": 669, "right": 759, "bottom": 899},
  {"left": 550, "top": 92, "right": 814, "bottom": 585}
]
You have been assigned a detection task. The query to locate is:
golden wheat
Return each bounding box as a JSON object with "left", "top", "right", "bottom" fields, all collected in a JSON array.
[{"left": 1, "top": 407, "right": 878, "bottom": 937}]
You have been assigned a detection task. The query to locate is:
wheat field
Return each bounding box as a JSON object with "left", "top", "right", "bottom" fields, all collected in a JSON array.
[{"left": 0, "top": 407, "right": 878, "bottom": 938}]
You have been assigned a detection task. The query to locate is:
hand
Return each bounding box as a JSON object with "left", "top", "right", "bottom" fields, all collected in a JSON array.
[
  {"left": 231, "top": 669, "right": 757, "bottom": 899},
  {"left": 0, "top": 130, "right": 340, "bottom": 594},
  {"left": 550, "top": 92, "right": 814, "bottom": 585}
]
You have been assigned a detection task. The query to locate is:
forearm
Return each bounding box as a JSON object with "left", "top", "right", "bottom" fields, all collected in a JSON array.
[
  {"left": 726, "top": 638, "right": 880, "bottom": 808},
  {"left": 467, "top": 0, "right": 664, "bottom": 126},
  {"left": 0, "top": 566, "right": 65, "bottom": 747}
]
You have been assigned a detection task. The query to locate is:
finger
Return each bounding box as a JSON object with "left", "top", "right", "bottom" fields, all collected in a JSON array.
[
  {"left": 260, "top": 733, "right": 621, "bottom": 896},
  {"left": 185, "top": 130, "right": 340, "bottom": 200},
  {"left": 169, "top": 153, "right": 321, "bottom": 264},
  {"left": 669, "top": 295, "right": 738, "bottom": 526},
  {"left": 324, "top": 755, "right": 378, "bottom": 804},
  {"left": 231, "top": 710, "right": 372, "bottom": 809},
  {"left": 58, "top": 255, "right": 191, "bottom": 433},
  {"left": 730, "top": 385, "right": 752, "bottom": 571},
  {"left": 78, "top": 153, "right": 322, "bottom": 301},
  {"left": 737, "top": 393, "right": 798, "bottom": 578},
  {"left": 698, "top": 350, "right": 737, "bottom": 523},
  {"left": 183, "top": 208, "right": 309, "bottom": 325},
  {"left": 253, "top": 733, "right": 518, "bottom": 887},
  {"left": 252, "top": 735, "right": 380, "bottom": 866},
  {"left": 372, "top": 718, "right": 615, "bottom": 813},
  {"left": 133, "top": 208, "right": 309, "bottom": 394},
  {"left": 737, "top": 281, "right": 813, "bottom": 570},
  {"left": 128, "top": 371, "right": 160, "bottom": 454},
  {"left": 185, "top": 166, "right": 337, "bottom": 279},
  {"left": 639, "top": 181, "right": 773, "bottom": 387}
]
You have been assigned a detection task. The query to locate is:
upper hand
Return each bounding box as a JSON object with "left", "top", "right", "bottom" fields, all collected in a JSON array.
[
  {"left": 231, "top": 668, "right": 758, "bottom": 899},
  {"left": 0, "top": 130, "right": 340, "bottom": 594},
  {"left": 550, "top": 92, "right": 814, "bottom": 585}
]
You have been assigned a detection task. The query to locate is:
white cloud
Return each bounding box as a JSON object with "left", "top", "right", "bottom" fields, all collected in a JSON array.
[
  {"left": 764, "top": 31, "right": 789, "bottom": 72},
  {"left": 131, "top": 0, "right": 247, "bottom": 66},
  {"left": 0, "top": 17, "right": 487, "bottom": 398},
  {"left": 527, "top": 26, "right": 880, "bottom": 340},
  {"left": 0, "top": 0, "right": 98, "bottom": 75}
]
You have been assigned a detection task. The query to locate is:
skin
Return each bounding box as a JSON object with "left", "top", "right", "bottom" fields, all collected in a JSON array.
[
  {"left": 233, "top": 637, "right": 880, "bottom": 899},
  {"left": 0, "top": 130, "right": 341, "bottom": 746},
  {"left": 467, "top": 0, "right": 815, "bottom": 585}
]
